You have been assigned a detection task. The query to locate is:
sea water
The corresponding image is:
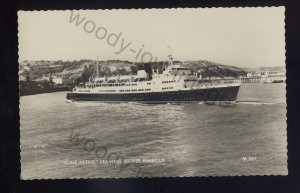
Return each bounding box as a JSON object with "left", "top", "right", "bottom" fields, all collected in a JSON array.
[{"left": 20, "top": 83, "right": 287, "bottom": 179}]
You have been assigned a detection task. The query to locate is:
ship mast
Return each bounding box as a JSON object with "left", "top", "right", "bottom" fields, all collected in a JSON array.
[
  {"left": 96, "top": 56, "right": 100, "bottom": 77},
  {"left": 167, "top": 46, "right": 174, "bottom": 68}
]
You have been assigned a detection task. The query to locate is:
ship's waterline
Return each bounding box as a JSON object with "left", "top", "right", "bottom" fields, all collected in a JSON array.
[{"left": 66, "top": 86, "right": 240, "bottom": 102}]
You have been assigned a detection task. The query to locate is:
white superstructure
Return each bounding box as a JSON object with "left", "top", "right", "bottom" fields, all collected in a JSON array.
[{"left": 72, "top": 54, "right": 240, "bottom": 94}]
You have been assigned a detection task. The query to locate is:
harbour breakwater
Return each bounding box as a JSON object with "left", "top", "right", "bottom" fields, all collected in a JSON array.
[
  {"left": 213, "top": 77, "right": 285, "bottom": 83},
  {"left": 19, "top": 87, "right": 70, "bottom": 96}
]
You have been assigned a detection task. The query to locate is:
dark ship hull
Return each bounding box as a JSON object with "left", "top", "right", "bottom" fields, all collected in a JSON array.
[{"left": 66, "top": 86, "right": 240, "bottom": 103}]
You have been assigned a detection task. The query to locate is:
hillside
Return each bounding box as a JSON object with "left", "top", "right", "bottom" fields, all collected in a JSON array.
[
  {"left": 242, "top": 66, "right": 285, "bottom": 72},
  {"left": 19, "top": 59, "right": 247, "bottom": 81},
  {"left": 181, "top": 60, "right": 246, "bottom": 78}
]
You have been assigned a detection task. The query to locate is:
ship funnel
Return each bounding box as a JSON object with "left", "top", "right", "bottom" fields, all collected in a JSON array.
[{"left": 144, "top": 63, "right": 153, "bottom": 80}]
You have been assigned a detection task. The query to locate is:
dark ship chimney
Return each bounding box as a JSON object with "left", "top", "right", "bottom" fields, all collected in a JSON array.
[{"left": 143, "top": 63, "right": 153, "bottom": 80}]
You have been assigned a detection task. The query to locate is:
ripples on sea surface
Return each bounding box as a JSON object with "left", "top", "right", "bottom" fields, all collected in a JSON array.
[{"left": 20, "top": 83, "right": 287, "bottom": 179}]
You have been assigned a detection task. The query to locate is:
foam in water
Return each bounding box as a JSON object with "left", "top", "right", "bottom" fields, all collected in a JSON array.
[{"left": 237, "top": 101, "right": 277, "bottom": 105}]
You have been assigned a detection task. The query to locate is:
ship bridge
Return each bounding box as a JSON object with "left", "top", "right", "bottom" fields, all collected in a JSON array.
[
  {"left": 163, "top": 51, "right": 191, "bottom": 76},
  {"left": 163, "top": 64, "right": 191, "bottom": 76}
]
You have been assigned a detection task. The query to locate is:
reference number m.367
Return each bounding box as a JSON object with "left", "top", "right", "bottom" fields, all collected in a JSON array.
[{"left": 242, "top": 156, "right": 257, "bottom": 161}]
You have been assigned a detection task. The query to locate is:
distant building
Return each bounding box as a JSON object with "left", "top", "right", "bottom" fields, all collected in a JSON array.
[
  {"left": 124, "top": 66, "right": 131, "bottom": 72},
  {"left": 246, "top": 73, "right": 253, "bottom": 78},
  {"left": 52, "top": 77, "right": 72, "bottom": 85},
  {"left": 109, "top": 66, "right": 117, "bottom": 71},
  {"left": 262, "top": 70, "right": 285, "bottom": 82},
  {"left": 246, "top": 70, "right": 286, "bottom": 83},
  {"left": 34, "top": 74, "right": 50, "bottom": 82}
]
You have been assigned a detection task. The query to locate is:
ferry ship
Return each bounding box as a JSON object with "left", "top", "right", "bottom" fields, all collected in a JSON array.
[{"left": 66, "top": 54, "right": 240, "bottom": 103}]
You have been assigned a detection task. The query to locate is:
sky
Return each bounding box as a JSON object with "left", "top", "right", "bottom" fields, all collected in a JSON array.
[{"left": 18, "top": 7, "right": 285, "bottom": 68}]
